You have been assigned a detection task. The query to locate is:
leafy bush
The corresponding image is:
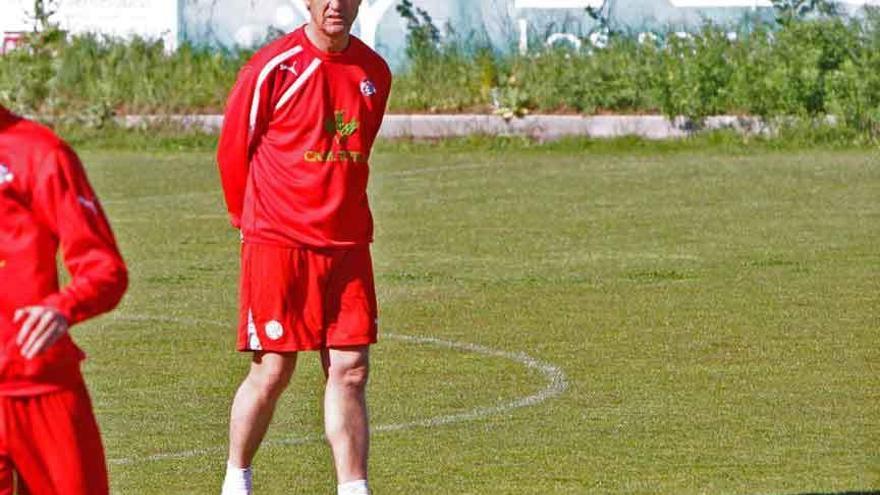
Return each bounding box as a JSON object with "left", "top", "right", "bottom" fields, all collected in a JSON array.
[
  {"left": 826, "top": 9, "right": 880, "bottom": 139},
  {"left": 389, "top": 6, "right": 880, "bottom": 141},
  {"left": 653, "top": 26, "right": 737, "bottom": 121},
  {"left": 391, "top": 0, "right": 496, "bottom": 112}
]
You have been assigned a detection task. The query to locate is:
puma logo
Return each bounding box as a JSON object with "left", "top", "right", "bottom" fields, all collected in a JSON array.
[{"left": 279, "top": 62, "right": 299, "bottom": 76}]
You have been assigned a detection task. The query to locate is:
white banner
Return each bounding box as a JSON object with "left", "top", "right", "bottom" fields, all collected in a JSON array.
[
  {"left": 515, "top": 0, "right": 602, "bottom": 7},
  {"left": 669, "top": 0, "right": 878, "bottom": 6}
]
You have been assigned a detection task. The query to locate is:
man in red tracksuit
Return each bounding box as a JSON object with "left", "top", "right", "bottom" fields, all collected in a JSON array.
[
  {"left": 216, "top": 1, "right": 391, "bottom": 494},
  {"left": 0, "top": 105, "right": 128, "bottom": 494}
]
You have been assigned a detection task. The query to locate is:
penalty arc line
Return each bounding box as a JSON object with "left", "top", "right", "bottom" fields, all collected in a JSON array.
[{"left": 105, "top": 315, "right": 568, "bottom": 466}]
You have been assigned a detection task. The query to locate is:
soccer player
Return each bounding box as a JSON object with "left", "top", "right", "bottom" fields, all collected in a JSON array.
[
  {"left": 0, "top": 104, "right": 128, "bottom": 494},
  {"left": 216, "top": 1, "right": 391, "bottom": 494}
]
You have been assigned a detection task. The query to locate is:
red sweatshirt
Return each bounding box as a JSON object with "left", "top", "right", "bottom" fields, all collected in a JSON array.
[
  {"left": 217, "top": 26, "right": 392, "bottom": 248},
  {"left": 0, "top": 107, "right": 127, "bottom": 396}
]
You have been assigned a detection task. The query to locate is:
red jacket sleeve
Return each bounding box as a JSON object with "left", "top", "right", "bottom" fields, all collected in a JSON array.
[
  {"left": 380, "top": 71, "right": 393, "bottom": 124},
  {"left": 217, "top": 64, "right": 274, "bottom": 229},
  {"left": 32, "top": 144, "right": 128, "bottom": 325}
]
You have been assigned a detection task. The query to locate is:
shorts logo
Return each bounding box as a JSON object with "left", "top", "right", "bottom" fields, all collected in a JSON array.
[
  {"left": 360, "top": 79, "right": 376, "bottom": 97},
  {"left": 0, "top": 164, "right": 13, "bottom": 186},
  {"left": 265, "top": 320, "right": 284, "bottom": 340}
]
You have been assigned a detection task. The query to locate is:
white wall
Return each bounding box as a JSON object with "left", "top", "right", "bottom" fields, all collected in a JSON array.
[
  {"left": 1, "top": 0, "right": 31, "bottom": 32},
  {"left": 4, "top": 0, "right": 880, "bottom": 61},
  {"left": 1, "top": 0, "right": 180, "bottom": 49},
  {"left": 669, "top": 0, "right": 878, "bottom": 6}
]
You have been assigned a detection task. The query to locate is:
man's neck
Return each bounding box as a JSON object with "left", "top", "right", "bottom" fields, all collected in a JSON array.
[{"left": 305, "top": 23, "right": 350, "bottom": 53}]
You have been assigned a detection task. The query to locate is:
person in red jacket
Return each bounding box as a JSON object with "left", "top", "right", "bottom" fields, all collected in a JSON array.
[
  {"left": 0, "top": 105, "right": 127, "bottom": 494},
  {"left": 217, "top": 1, "right": 391, "bottom": 494}
]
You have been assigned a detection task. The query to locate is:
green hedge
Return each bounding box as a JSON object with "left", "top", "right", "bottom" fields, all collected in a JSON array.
[
  {"left": 0, "top": 33, "right": 247, "bottom": 120},
  {"left": 393, "top": 12, "right": 880, "bottom": 135},
  {"left": 2, "top": 11, "right": 880, "bottom": 140}
]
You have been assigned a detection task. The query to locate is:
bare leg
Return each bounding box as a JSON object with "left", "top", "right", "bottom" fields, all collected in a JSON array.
[
  {"left": 228, "top": 352, "right": 297, "bottom": 468},
  {"left": 321, "top": 346, "right": 370, "bottom": 484}
]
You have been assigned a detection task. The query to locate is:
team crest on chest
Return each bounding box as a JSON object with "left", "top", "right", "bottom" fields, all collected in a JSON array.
[{"left": 360, "top": 79, "right": 377, "bottom": 97}]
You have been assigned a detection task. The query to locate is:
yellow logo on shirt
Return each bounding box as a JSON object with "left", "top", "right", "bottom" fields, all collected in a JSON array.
[
  {"left": 304, "top": 150, "right": 366, "bottom": 163},
  {"left": 306, "top": 110, "right": 365, "bottom": 163}
]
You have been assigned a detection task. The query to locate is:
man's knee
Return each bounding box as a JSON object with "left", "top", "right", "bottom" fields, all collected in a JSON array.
[
  {"left": 329, "top": 362, "right": 369, "bottom": 390},
  {"left": 247, "top": 353, "right": 296, "bottom": 398}
]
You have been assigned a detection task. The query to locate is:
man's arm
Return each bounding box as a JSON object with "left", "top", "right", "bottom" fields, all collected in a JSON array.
[
  {"left": 17, "top": 144, "right": 128, "bottom": 358},
  {"left": 217, "top": 65, "right": 269, "bottom": 229},
  {"left": 374, "top": 63, "right": 393, "bottom": 138}
]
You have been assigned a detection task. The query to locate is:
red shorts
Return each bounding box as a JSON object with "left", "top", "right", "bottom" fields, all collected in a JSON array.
[
  {"left": 0, "top": 384, "right": 108, "bottom": 495},
  {"left": 238, "top": 243, "right": 378, "bottom": 352}
]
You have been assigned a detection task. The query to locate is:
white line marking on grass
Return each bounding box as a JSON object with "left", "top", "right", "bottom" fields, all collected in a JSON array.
[
  {"left": 370, "top": 334, "right": 568, "bottom": 431},
  {"left": 105, "top": 315, "right": 567, "bottom": 465}
]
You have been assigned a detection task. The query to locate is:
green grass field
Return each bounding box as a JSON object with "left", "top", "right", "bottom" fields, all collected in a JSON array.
[{"left": 71, "top": 140, "right": 878, "bottom": 494}]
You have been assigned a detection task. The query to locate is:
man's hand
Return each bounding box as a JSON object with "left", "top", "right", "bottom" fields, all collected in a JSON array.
[{"left": 14, "top": 306, "right": 69, "bottom": 360}]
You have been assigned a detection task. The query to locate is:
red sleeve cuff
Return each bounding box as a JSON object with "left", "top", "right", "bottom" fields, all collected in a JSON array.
[{"left": 37, "top": 293, "right": 76, "bottom": 325}]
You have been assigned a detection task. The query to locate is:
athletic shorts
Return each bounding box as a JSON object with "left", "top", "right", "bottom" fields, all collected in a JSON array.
[
  {"left": 238, "top": 243, "right": 378, "bottom": 352},
  {"left": 0, "top": 384, "right": 108, "bottom": 495}
]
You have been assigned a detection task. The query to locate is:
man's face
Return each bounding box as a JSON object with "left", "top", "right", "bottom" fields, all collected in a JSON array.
[{"left": 305, "top": 0, "right": 361, "bottom": 37}]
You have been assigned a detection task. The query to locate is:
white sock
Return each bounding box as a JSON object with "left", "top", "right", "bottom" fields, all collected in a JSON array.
[
  {"left": 338, "top": 479, "right": 370, "bottom": 495},
  {"left": 221, "top": 462, "right": 253, "bottom": 495}
]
